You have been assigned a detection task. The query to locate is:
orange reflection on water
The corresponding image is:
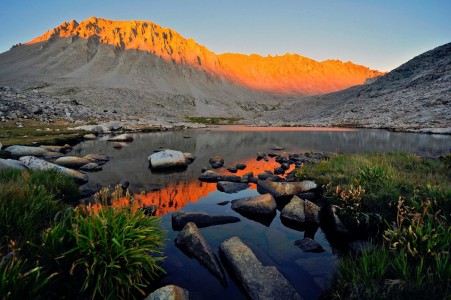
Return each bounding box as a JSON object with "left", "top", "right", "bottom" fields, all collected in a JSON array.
[{"left": 112, "top": 156, "right": 295, "bottom": 216}]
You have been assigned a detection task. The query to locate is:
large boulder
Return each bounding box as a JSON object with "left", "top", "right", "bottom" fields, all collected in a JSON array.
[
  {"left": 209, "top": 156, "right": 224, "bottom": 169},
  {"left": 144, "top": 285, "right": 189, "bottom": 300},
  {"left": 280, "top": 196, "right": 305, "bottom": 225},
  {"left": 107, "top": 134, "right": 134, "bottom": 142},
  {"left": 4, "top": 145, "right": 49, "bottom": 158},
  {"left": 217, "top": 181, "right": 249, "bottom": 194},
  {"left": 19, "top": 156, "right": 88, "bottom": 183},
  {"left": 174, "top": 222, "right": 227, "bottom": 285},
  {"left": 172, "top": 211, "right": 240, "bottom": 231},
  {"left": 148, "top": 150, "right": 188, "bottom": 170},
  {"left": 0, "top": 158, "right": 28, "bottom": 171},
  {"left": 220, "top": 237, "right": 302, "bottom": 300},
  {"left": 54, "top": 156, "right": 91, "bottom": 168},
  {"left": 257, "top": 180, "right": 317, "bottom": 198},
  {"left": 231, "top": 194, "right": 276, "bottom": 217}
]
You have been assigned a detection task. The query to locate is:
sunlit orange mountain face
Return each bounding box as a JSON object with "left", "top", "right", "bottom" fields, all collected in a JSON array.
[{"left": 26, "top": 17, "right": 383, "bottom": 95}]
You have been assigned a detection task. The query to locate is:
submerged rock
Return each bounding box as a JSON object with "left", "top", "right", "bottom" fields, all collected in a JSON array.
[
  {"left": 217, "top": 181, "right": 249, "bottom": 194},
  {"left": 0, "top": 158, "right": 28, "bottom": 171},
  {"left": 19, "top": 156, "right": 88, "bottom": 183},
  {"left": 220, "top": 237, "right": 302, "bottom": 300},
  {"left": 174, "top": 222, "right": 227, "bottom": 285},
  {"left": 80, "top": 162, "right": 102, "bottom": 171},
  {"left": 209, "top": 156, "right": 224, "bottom": 168},
  {"left": 148, "top": 150, "right": 188, "bottom": 170},
  {"left": 107, "top": 134, "right": 134, "bottom": 142},
  {"left": 295, "top": 238, "right": 325, "bottom": 253},
  {"left": 257, "top": 180, "right": 317, "bottom": 198},
  {"left": 144, "top": 285, "right": 189, "bottom": 300},
  {"left": 171, "top": 211, "right": 240, "bottom": 231}
]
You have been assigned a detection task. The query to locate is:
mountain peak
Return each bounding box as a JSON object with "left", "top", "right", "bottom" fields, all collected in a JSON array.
[{"left": 23, "top": 17, "right": 383, "bottom": 94}]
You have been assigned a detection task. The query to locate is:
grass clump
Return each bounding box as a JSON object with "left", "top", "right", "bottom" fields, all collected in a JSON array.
[{"left": 296, "top": 153, "right": 450, "bottom": 298}]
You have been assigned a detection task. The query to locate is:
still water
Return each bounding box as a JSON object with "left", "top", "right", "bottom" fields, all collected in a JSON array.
[{"left": 72, "top": 126, "right": 450, "bottom": 300}]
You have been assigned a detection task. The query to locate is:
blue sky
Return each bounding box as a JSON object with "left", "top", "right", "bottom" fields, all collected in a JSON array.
[{"left": 1, "top": 0, "right": 450, "bottom": 71}]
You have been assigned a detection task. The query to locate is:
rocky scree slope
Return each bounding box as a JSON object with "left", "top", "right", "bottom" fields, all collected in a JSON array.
[{"left": 259, "top": 42, "right": 451, "bottom": 132}]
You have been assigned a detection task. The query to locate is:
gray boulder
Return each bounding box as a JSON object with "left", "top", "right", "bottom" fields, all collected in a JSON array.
[
  {"left": 172, "top": 211, "right": 240, "bottom": 231},
  {"left": 19, "top": 156, "right": 88, "bottom": 183},
  {"left": 148, "top": 150, "right": 188, "bottom": 169},
  {"left": 217, "top": 181, "right": 249, "bottom": 194},
  {"left": 0, "top": 158, "right": 28, "bottom": 171},
  {"left": 5, "top": 145, "right": 49, "bottom": 158},
  {"left": 144, "top": 285, "right": 189, "bottom": 300},
  {"left": 107, "top": 134, "right": 134, "bottom": 142},
  {"left": 280, "top": 196, "right": 305, "bottom": 224},
  {"left": 174, "top": 222, "right": 227, "bottom": 285},
  {"left": 257, "top": 180, "right": 317, "bottom": 198},
  {"left": 231, "top": 194, "right": 276, "bottom": 217},
  {"left": 304, "top": 200, "right": 320, "bottom": 224},
  {"left": 209, "top": 156, "right": 224, "bottom": 168},
  {"left": 54, "top": 156, "right": 91, "bottom": 168},
  {"left": 220, "top": 237, "right": 302, "bottom": 300}
]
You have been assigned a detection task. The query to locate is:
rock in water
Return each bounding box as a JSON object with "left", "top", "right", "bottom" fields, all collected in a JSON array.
[
  {"left": 257, "top": 180, "right": 317, "bottom": 198},
  {"left": 19, "top": 156, "right": 88, "bottom": 183},
  {"left": 4, "top": 145, "right": 49, "bottom": 158},
  {"left": 174, "top": 222, "right": 227, "bottom": 285},
  {"left": 0, "top": 158, "right": 28, "bottom": 171},
  {"left": 231, "top": 194, "right": 277, "bottom": 217},
  {"left": 79, "top": 162, "right": 102, "bottom": 171},
  {"left": 83, "top": 133, "right": 97, "bottom": 140},
  {"left": 148, "top": 150, "right": 188, "bottom": 169},
  {"left": 144, "top": 285, "right": 189, "bottom": 300},
  {"left": 294, "top": 238, "right": 325, "bottom": 253},
  {"left": 217, "top": 181, "right": 249, "bottom": 193},
  {"left": 83, "top": 153, "right": 110, "bottom": 164},
  {"left": 280, "top": 196, "right": 306, "bottom": 225},
  {"left": 209, "top": 156, "right": 224, "bottom": 169},
  {"left": 107, "top": 134, "right": 134, "bottom": 142},
  {"left": 171, "top": 211, "right": 240, "bottom": 231},
  {"left": 220, "top": 237, "right": 302, "bottom": 300},
  {"left": 54, "top": 156, "right": 91, "bottom": 168}
]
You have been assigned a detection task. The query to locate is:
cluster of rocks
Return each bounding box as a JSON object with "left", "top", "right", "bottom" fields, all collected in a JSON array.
[{"left": 0, "top": 144, "right": 110, "bottom": 184}]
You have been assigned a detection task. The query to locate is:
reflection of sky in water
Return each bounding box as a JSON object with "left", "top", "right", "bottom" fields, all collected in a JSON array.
[{"left": 71, "top": 127, "right": 450, "bottom": 300}]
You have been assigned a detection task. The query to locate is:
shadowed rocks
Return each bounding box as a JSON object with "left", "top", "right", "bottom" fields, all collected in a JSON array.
[{"left": 171, "top": 211, "right": 240, "bottom": 231}]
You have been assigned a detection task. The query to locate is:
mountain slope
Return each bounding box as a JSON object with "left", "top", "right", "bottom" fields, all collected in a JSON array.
[
  {"left": 260, "top": 42, "right": 451, "bottom": 131},
  {"left": 4, "top": 17, "right": 382, "bottom": 95}
]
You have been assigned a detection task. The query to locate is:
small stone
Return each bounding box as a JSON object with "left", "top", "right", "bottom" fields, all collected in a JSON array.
[
  {"left": 295, "top": 238, "right": 325, "bottom": 253},
  {"left": 236, "top": 163, "right": 247, "bottom": 170},
  {"left": 209, "top": 156, "right": 224, "bottom": 168},
  {"left": 227, "top": 166, "right": 238, "bottom": 173}
]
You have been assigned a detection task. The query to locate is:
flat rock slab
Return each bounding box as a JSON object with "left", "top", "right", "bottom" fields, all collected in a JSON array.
[
  {"left": 198, "top": 170, "right": 241, "bottom": 183},
  {"left": 54, "top": 156, "right": 91, "bottom": 168},
  {"left": 217, "top": 181, "right": 249, "bottom": 193},
  {"left": 19, "top": 156, "right": 88, "bottom": 184},
  {"left": 220, "top": 237, "right": 302, "bottom": 300},
  {"left": 172, "top": 211, "right": 240, "bottom": 231},
  {"left": 295, "top": 238, "right": 325, "bottom": 253},
  {"left": 107, "top": 134, "right": 134, "bottom": 142},
  {"left": 257, "top": 180, "right": 317, "bottom": 198},
  {"left": 148, "top": 150, "right": 188, "bottom": 169},
  {"left": 80, "top": 163, "right": 102, "bottom": 171},
  {"left": 144, "top": 285, "right": 189, "bottom": 300},
  {"left": 231, "top": 194, "right": 277, "bottom": 217},
  {"left": 0, "top": 158, "right": 28, "bottom": 171},
  {"left": 5, "top": 145, "right": 49, "bottom": 159},
  {"left": 174, "top": 222, "right": 227, "bottom": 285}
]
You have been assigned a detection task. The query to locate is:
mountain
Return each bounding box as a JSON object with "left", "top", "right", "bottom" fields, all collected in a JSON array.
[
  {"left": 0, "top": 17, "right": 383, "bottom": 121},
  {"left": 260, "top": 42, "right": 451, "bottom": 132}
]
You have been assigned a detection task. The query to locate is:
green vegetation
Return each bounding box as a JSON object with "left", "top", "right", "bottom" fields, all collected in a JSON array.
[
  {"left": 296, "top": 153, "right": 450, "bottom": 298},
  {"left": 0, "top": 171, "right": 165, "bottom": 299},
  {"left": 0, "top": 120, "right": 84, "bottom": 146},
  {"left": 186, "top": 116, "right": 242, "bottom": 125}
]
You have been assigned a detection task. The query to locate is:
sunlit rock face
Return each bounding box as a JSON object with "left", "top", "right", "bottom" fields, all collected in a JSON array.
[{"left": 26, "top": 17, "right": 383, "bottom": 95}]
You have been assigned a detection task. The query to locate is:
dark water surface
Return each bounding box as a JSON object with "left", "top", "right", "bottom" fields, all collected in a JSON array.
[{"left": 72, "top": 126, "right": 451, "bottom": 300}]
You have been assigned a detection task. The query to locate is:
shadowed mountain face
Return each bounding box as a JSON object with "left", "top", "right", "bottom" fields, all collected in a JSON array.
[{"left": 261, "top": 42, "right": 451, "bottom": 131}]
